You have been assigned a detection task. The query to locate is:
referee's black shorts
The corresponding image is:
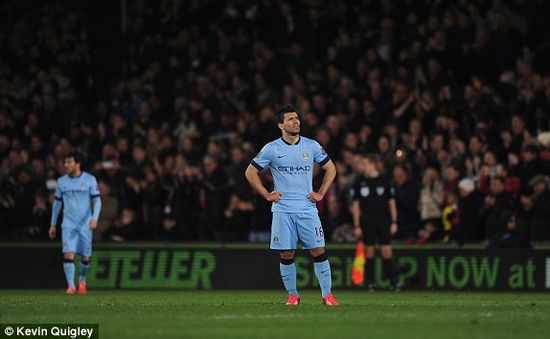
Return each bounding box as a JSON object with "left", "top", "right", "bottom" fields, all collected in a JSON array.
[{"left": 361, "top": 214, "right": 391, "bottom": 245}]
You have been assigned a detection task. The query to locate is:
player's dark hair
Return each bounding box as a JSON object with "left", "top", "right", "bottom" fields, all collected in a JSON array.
[
  {"left": 393, "top": 163, "right": 409, "bottom": 173},
  {"left": 276, "top": 105, "right": 300, "bottom": 124},
  {"left": 65, "top": 151, "right": 85, "bottom": 166}
]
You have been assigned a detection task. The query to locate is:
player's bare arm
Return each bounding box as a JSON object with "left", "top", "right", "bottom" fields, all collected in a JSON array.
[
  {"left": 389, "top": 198, "right": 398, "bottom": 235},
  {"left": 49, "top": 225, "right": 56, "bottom": 239},
  {"left": 351, "top": 200, "right": 363, "bottom": 239},
  {"left": 308, "top": 159, "right": 336, "bottom": 202},
  {"left": 89, "top": 219, "right": 98, "bottom": 230},
  {"left": 245, "top": 164, "right": 281, "bottom": 202}
]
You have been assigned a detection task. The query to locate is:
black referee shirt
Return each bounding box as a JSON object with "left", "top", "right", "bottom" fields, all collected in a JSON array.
[{"left": 351, "top": 174, "right": 395, "bottom": 216}]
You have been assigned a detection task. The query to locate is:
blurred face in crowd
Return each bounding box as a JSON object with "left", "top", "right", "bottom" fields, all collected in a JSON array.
[
  {"left": 278, "top": 112, "right": 300, "bottom": 136},
  {"left": 378, "top": 136, "right": 390, "bottom": 154},
  {"left": 231, "top": 147, "right": 244, "bottom": 165},
  {"left": 363, "top": 157, "right": 378, "bottom": 177},
  {"left": 133, "top": 146, "right": 146, "bottom": 163},
  {"left": 484, "top": 151, "right": 497, "bottom": 166},
  {"left": 468, "top": 136, "right": 482, "bottom": 154},
  {"left": 490, "top": 178, "right": 504, "bottom": 194},
  {"left": 511, "top": 115, "right": 525, "bottom": 135},
  {"left": 445, "top": 166, "right": 459, "bottom": 182},
  {"left": 520, "top": 194, "right": 533, "bottom": 209},
  {"left": 393, "top": 165, "right": 407, "bottom": 185},
  {"left": 423, "top": 168, "right": 439, "bottom": 185},
  {"left": 203, "top": 156, "right": 218, "bottom": 176},
  {"left": 521, "top": 149, "right": 536, "bottom": 162},
  {"left": 316, "top": 128, "right": 330, "bottom": 147},
  {"left": 533, "top": 182, "right": 547, "bottom": 194},
  {"left": 98, "top": 181, "right": 110, "bottom": 197},
  {"left": 64, "top": 156, "right": 80, "bottom": 176}
]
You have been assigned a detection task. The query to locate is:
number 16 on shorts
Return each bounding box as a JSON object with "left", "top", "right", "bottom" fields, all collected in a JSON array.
[{"left": 315, "top": 226, "right": 324, "bottom": 239}]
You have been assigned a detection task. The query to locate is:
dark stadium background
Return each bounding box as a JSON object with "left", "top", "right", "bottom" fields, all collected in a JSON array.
[
  {"left": 1, "top": 3, "right": 550, "bottom": 339},
  {"left": 1, "top": 0, "right": 550, "bottom": 292}
]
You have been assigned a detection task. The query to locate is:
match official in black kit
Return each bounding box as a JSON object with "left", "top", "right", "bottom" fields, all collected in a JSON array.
[{"left": 350, "top": 154, "right": 400, "bottom": 291}]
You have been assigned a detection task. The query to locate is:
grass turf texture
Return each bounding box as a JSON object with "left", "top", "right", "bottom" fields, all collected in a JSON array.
[{"left": 1, "top": 290, "right": 549, "bottom": 339}]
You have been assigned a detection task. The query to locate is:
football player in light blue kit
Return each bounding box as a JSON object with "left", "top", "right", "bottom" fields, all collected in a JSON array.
[
  {"left": 245, "top": 105, "right": 339, "bottom": 306},
  {"left": 49, "top": 151, "right": 101, "bottom": 295}
]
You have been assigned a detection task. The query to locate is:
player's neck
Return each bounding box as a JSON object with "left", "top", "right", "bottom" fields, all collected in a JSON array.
[
  {"left": 69, "top": 169, "right": 82, "bottom": 178},
  {"left": 282, "top": 133, "right": 300, "bottom": 145},
  {"left": 367, "top": 170, "right": 379, "bottom": 178}
]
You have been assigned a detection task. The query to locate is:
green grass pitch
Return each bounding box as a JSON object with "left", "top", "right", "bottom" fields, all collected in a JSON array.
[{"left": 1, "top": 290, "right": 549, "bottom": 339}]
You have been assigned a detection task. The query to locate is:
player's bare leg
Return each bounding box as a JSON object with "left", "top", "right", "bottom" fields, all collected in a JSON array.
[{"left": 309, "top": 247, "right": 339, "bottom": 306}]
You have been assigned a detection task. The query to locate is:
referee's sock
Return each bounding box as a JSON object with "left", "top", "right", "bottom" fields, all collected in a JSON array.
[
  {"left": 279, "top": 258, "right": 298, "bottom": 296},
  {"left": 313, "top": 254, "right": 332, "bottom": 298},
  {"left": 79, "top": 260, "right": 90, "bottom": 282},
  {"left": 365, "top": 257, "right": 375, "bottom": 284},
  {"left": 383, "top": 258, "right": 397, "bottom": 285},
  {"left": 63, "top": 259, "right": 75, "bottom": 288}
]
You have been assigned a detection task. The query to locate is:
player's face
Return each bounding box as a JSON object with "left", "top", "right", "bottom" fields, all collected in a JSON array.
[
  {"left": 279, "top": 112, "right": 300, "bottom": 136},
  {"left": 64, "top": 157, "right": 80, "bottom": 176},
  {"left": 364, "top": 158, "right": 376, "bottom": 175}
]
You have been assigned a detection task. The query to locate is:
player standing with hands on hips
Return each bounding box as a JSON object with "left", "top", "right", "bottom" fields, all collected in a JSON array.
[
  {"left": 351, "top": 154, "right": 400, "bottom": 291},
  {"left": 49, "top": 151, "right": 101, "bottom": 295},
  {"left": 245, "top": 105, "right": 339, "bottom": 306}
]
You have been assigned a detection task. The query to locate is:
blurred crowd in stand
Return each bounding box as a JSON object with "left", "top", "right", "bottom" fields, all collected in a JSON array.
[{"left": 1, "top": 0, "right": 549, "bottom": 247}]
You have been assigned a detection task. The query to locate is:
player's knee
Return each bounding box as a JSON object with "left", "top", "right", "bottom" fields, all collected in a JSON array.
[
  {"left": 380, "top": 245, "right": 393, "bottom": 258},
  {"left": 279, "top": 250, "right": 295, "bottom": 261},
  {"left": 311, "top": 249, "right": 327, "bottom": 262},
  {"left": 309, "top": 247, "right": 325, "bottom": 258},
  {"left": 64, "top": 253, "right": 75, "bottom": 261},
  {"left": 365, "top": 246, "right": 375, "bottom": 258},
  {"left": 81, "top": 257, "right": 90, "bottom": 264}
]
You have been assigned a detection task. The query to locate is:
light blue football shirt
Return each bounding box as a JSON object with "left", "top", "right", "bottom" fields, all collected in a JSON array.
[
  {"left": 251, "top": 136, "right": 330, "bottom": 213},
  {"left": 51, "top": 172, "right": 101, "bottom": 228}
]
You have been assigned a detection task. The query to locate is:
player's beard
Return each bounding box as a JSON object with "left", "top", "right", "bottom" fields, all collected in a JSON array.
[{"left": 285, "top": 126, "right": 300, "bottom": 136}]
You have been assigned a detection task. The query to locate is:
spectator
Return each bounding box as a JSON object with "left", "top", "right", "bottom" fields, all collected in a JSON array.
[
  {"left": 455, "top": 178, "right": 483, "bottom": 244},
  {"left": 96, "top": 181, "right": 120, "bottom": 241},
  {"left": 417, "top": 167, "right": 444, "bottom": 244},
  {"left": 0, "top": 1, "right": 548, "bottom": 243},
  {"left": 108, "top": 208, "right": 138, "bottom": 242},
  {"left": 392, "top": 164, "right": 420, "bottom": 240},
  {"left": 529, "top": 175, "right": 550, "bottom": 241},
  {"left": 481, "top": 177, "right": 514, "bottom": 240},
  {"left": 198, "top": 155, "right": 229, "bottom": 240}
]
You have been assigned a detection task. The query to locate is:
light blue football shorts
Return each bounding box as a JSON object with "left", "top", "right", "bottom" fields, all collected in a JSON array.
[
  {"left": 62, "top": 226, "right": 93, "bottom": 257},
  {"left": 270, "top": 212, "right": 326, "bottom": 250}
]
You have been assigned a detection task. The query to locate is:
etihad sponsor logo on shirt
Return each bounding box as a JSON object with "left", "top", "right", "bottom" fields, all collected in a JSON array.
[{"left": 277, "top": 165, "right": 312, "bottom": 174}]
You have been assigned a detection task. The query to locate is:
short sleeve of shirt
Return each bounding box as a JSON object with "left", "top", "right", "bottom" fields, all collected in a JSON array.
[
  {"left": 386, "top": 180, "right": 396, "bottom": 200},
  {"left": 251, "top": 144, "right": 273, "bottom": 171},
  {"left": 54, "top": 179, "right": 62, "bottom": 200},
  {"left": 312, "top": 140, "right": 329, "bottom": 166},
  {"left": 350, "top": 180, "right": 359, "bottom": 201},
  {"left": 89, "top": 175, "right": 100, "bottom": 197}
]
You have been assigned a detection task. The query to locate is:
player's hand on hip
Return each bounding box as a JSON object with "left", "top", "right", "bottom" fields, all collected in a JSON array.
[
  {"left": 89, "top": 219, "right": 98, "bottom": 230},
  {"left": 307, "top": 191, "right": 323, "bottom": 202},
  {"left": 48, "top": 226, "right": 56, "bottom": 239},
  {"left": 390, "top": 223, "right": 398, "bottom": 235},
  {"left": 266, "top": 191, "right": 282, "bottom": 202}
]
